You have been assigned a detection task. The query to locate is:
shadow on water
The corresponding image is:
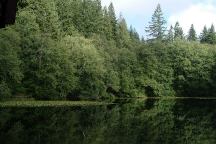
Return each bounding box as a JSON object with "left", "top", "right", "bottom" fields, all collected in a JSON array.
[{"left": 0, "top": 98, "right": 216, "bottom": 144}]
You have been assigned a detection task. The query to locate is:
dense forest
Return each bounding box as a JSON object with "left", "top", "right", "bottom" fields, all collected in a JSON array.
[{"left": 1, "top": 0, "right": 216, "bottom": 100}]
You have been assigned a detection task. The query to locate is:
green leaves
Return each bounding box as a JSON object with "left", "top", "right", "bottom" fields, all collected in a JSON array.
[
  {"left": 2, "top": 1, "right": 216, "bottom": 100},
  {"left": 171, "top": 41, "right": 216, "bottom": 97},
  {"left": 145, "top": 4, "right": 166, "bottom": 40},
  {"left": 0, "top": 81, "right": 11, "bottom": 99},
  {"left": 0, "top": 27, "right": 22, "bottom": 98},
  {"left": 174, "top": 22, "right": 184, "bottom": 40},
  {"left": 187, "top": 24, "right": 197, "bottom": 41},
  {"left": 25, "top": 0, "right": 61, "bottom": 39},
  {"left": 61, "top": 36, "right": 105, "bottom": 99},
  {"left": 200, "top": 24, "right": 216, "bottom": 44}
]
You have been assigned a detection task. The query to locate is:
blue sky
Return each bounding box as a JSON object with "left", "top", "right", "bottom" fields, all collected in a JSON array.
[{"left": 101, "top": 0, "right": 216, "bottom": 37}]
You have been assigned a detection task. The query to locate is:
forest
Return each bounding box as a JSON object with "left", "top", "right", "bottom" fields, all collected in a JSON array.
[{"left": 1, "top": 0, "right": 216, "bottom": 100}]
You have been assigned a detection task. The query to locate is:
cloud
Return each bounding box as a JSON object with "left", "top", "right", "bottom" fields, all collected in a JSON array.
[
  {"left": 101, "top": 0, "right": 216, "bottom": 37},
  {"left": 101, "top": 0, "right": 190, "bottom": 36},
  {"left": 168, "top": 2, "right": 216, "bottom": 35},
  {"left": 101, "top": 0, "right": 195, "bottom": 16}
]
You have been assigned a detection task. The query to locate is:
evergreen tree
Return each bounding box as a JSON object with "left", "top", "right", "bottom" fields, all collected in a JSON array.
[
  {"left": 56, "top": 0, "right": 104, "bottom": 37},
  {"left": 25, "top": 0, "right": 61, "bottom": 39},
  {"left": 108, "top": 3, "right": 117, "bottom": 40},
  {"left": 101, "top": 6, "right": 113, "bottom": 40},
  {"left": 167, "top": 25, "right": 174, "bottom": 42},
  {"left": 145, "top": 4, "right": 166, "bottom": 40},
  {"left": 207, "top": 24, "right": 216, "bottom": 44},
  {"left": 84, "top": 0, "right": 104, "bottom": 36},
  {"left": 200, "top": 26, "right": 208, "bottom": 43},
  {"left": 55, "top": 0, "right": 80, "bottom": 36},
  {"left": 129, "top": 25, "right": 140, "bottom": 42},
  {"left": 187, "top": 24, "right": 197, "bottom": 41},
  {"left": 174, "top": 22, "right": 184, "bottom": 39},
  {"left": 116, "top": 14, "right": 130, "bottom": 47}
]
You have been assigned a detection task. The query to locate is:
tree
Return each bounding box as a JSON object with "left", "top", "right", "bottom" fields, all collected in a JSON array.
[
  {"left": 55, "top": 0, "right": 80, "bottom": 36},
  {"left": 117, "top": 48, "right": 137, "bottom": 96},
  {"left": 129, "top": 25, "right": 140, "bottom": 42},
  {"left": 116, "top": 14, "right": 130, "bottom": 48},
  {"left": 145, "top": 4, "right": 166, "bottom": 40},
  {"left": 174, "top": 22, "right": 184, "bottom": 39},
  {"left": 167, "top": 25, "right": 174, "bottom": 42},
  {"left": 24, "top": 0, "right": 61, "bottom": 39},
  {"left": 0, "top": 27, "right": 22, "bottom": 98},
  {"left": 207, "top": 24, "right": 216, "bottom": 44},
  {"left": 199, "top": 24, "right": 216, "bottom": 44},
  {"left": 101, "top": 6, "right": 114, "bottom": 40},
  {"left": 16, "top": 10, "right": 76, "bottom": 99},
  {"left": 187, "top": 24, "right": 197, "bottom": 41},
  {"left": 108, "top": 2, "right": 118, "bottom": 40},
  {"left": 62, "top": 36, "right": 106, "bottom": 99},
  {"left": 21, "top": 35, "right": 76, "bottom": 99},
  {"left": 79, "top": 0, "right": 104, "bottom": 37},
  {"left": 200, "top": 26, "right": 208, "bottom": 43},
  {"left": 3, "top": 0, "right": 216, "bottom": 100},
  {"left": 56, "top": 0, "right": 104, "bottom": 37}
]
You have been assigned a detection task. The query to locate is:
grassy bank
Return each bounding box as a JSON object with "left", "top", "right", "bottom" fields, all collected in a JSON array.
[{"left": 0, "top": 101, "right": 108, "bottom": 108}]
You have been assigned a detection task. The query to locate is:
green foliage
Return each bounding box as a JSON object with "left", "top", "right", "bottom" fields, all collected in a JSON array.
[
  {"left": 0, "top": 81, "right": 11, "bottom": 99},
  {"left": 174, "top": 22, "right": 184, "bottom": 40},
  {"left": 55, "top": 0, "right": 82, "bottom": 36},
  {"left": 15, "top": 9, "right": 76, "bottom": 99},
  {"left": 1, "top": 1, "right": 216, "bottom": 99},
  {"left": 145, "top": 4, "right": 166, "bottom": 40},
  {"left": 167, "top": 25, "right": 174, "bottom": 42},
  {"left": 170, "top": 41, "right": 215, "bottom": 97},
  {"left": 2, "top": 1, "right": 216, "bottom": 143},
  {"left": 108, "top": 3, "right": 118, "bottom": 40},
  {"left": 207, "top": 24, "right": 216, "bottom": 44},
  {"left": 137, "top": 42, "right": 175, "bottom": 96},
  {"left": 117, "top": 48, "right": 137, "bottom": 96},
  {"left": 200, "top": 26, "right": 208, "bottom": 43},
  {"left": 200, "top": 24, "right": 216, "bottom": 44},
  {"left": 101, "top": 7, "right": 114, "bottom": 40},
  {"left": 21, "top": 35, "right": 75, "bottom": 99},
  {"left": 116, "top": 15, "right": 131, "bottom": 48},
  {"left": 129, "top": 26, "right": 140, "bottom": 42},
  {"left": 55, "top": 0, "right": 104, "bottom": 37},
  {"left": 61, "top": 36, "right": 105, "bottom": 99},
  {"left": 0, "top": 101, "right": 105, "bottom": 107},
  {"left": 187, "top": 24, "right": 197, "bottom": 41},
  {"left": 0, "top": 27, "right": 22, "bottom": 98},
  {"left": 22, "top": 0, "right": 61, "bottom": 39}
]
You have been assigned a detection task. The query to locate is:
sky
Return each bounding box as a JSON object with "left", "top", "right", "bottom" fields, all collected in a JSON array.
[{"left": 101, "top": 0, "right": 216, "bottom": 37}]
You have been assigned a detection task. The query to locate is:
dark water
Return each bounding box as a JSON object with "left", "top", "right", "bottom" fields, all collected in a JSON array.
[{"left": 0, "top": 99, "right": 216, "bottom": 144}]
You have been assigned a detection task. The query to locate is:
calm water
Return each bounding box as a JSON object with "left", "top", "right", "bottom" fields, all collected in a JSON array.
[{"left": 0, "top": 99, "right": 216, "bottom": 144}]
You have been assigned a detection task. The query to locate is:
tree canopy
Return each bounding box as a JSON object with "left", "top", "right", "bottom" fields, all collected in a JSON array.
[
  {"left": 1, "top": 1, "right": 216, "bottom": 100},
  {"left": 145, "top": 4, "right": 166, "bottom": 40}
]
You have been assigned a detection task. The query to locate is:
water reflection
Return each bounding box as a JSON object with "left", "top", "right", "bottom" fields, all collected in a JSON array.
[{"left": 0, "top": 99, "right": 216, "bottom": 144}]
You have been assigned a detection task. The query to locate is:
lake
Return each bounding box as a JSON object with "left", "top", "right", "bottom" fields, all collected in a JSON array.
[{"left": 0, "top": 98, "right": 216, "bottom": 144}]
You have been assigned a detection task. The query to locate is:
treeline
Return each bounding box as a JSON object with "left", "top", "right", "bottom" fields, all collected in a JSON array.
[
  {"left": 145, "top": 4, "right": 216, "bottom": 44},
  {"left": 0, "top": 0, "right": 216, "bottom": 100}
]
